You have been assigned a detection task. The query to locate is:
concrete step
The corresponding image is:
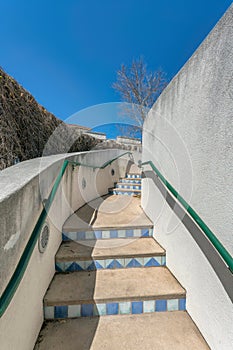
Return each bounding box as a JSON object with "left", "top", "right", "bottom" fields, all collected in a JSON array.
[
  {"left": 113, "top": 188, "right": 141, "bottom": 196},
  {"left": 44, "top": 267, "right": 186, "bottom": 319},
  {"left": 62, "top": 226, "right": 153, "bottom": 241},
  {"left": 116, "top": 183, "right": 141, "bottom": 190},
  {"left": 35, "top": 312, "right": 210, "bottom": 350},
  {"left": 55, "top": 237, "right": 166, "bottom": 272},
  {"left": 63, "top": 195, "right": 152, "bottom": 232},
  {"left": 119, "top": 178, "right": 141, "bottom": 184}
]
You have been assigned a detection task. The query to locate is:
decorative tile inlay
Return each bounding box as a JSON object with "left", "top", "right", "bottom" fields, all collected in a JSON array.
[
  {"left": 62, "top": 227, "right": 153, "bottom": 242},
  {"left": 113, "top": 189, "right": 141, "bottom": 196},
  {"left": 44, "top": 297, "right": 186, "bottom": 319},
  {"left": 106, "top": 303, "right": 119, "bottom": 315},
  {"left": 119, "top": 302, "right": 131, "bottom": 314},
  {"left": 156, "top": 300, "right": 167, "bottom": 312},
  {"left": 68, "top": 305, "right": 81, "bottom": 318},
  {"left": 55, "top": 255, "right": 166, "bottom": 272},
  {"left": 143, "top": 300, "right": 155, "bottom": 313},
  {"left": 132, "top": 301, "right": 143, "bottom": 314}
]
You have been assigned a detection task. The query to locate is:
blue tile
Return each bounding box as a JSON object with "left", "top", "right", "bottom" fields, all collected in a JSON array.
[
  {"left": 94, "top": 231, "right": 102, "bottom": 239},
  {"left": 114, "top": 259, "right": 124, "bottom": 268},
  {"left": 110, "top": 230, "right": 118, "bottom": 238},
  {"left": 141, "top": 228, "right": 149, "bottom": 237},
  {"left": 81, "top": 304, "right": 94, "bottom": 317},
  {"left": 54, "top": 305, "right": 68, "bottom": 318},
  {"left": 179, "top": 298, "right": 186, "bottom": 310},
  {"left": 55, "top": 263, "right": 63, "bottom": 272},
  {"left": 94, "top": 261, "right": 104, "bottom": 269},
  {"left": 126, "top": 229, "right": 134, "bottom": 237},
  {"left": 67, "top": 262, "right": 82, "bottom": 272},
  {"left": 132, "top": 301, "right": 143, "bottom": 314},
  {"left": 87, "top": 261, "right": 96, "bottom": 271},
  {"left": 156, "top": 300, "right": 167, "bottom": 312},
  {"left": 77, "top": 231, "right": 85, "bottom": 240},
  {"left": 127, "top": 258, "right": 142, "bottom": 268},
  {"left": 145, "top": 258, "right": 160, "bottom": 267},
  {"left": 106, "top": 260, "right": 115, "bottom": 269},
  {"left": 107, "top": 303, "right": 119, "bottom": 315},
  {"left": 62, "top": 233, "right": 69, "bottom": 241}
]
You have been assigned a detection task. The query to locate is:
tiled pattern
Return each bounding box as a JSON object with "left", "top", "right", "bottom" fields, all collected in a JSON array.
[
  {"left": 44, "top": 298, "right": 186, "bottom": 319},
  {"left": 55, "top": 255, "right": 166, "bottom": 272},
  {"left": 62, "top": 228, "right": 153, "bottom": 241},
  {"left": 116, "top": 184, "right": 141, "bottom": 190},
  {"left": 126, "top": 174, "right": 141, "bottom": 179},
  {"left": 120, "top": 179, "right": 141, "bottom": 184},
  {"left": 113, "top": 190, "right": 141, "bottom": 196}
]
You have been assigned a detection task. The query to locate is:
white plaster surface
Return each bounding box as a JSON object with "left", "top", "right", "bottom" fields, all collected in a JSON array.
[
  {"left": 142, "top": 5, "right": 233, "bottom": 350},
  {"left": 0, "top": 149, "right": 130, "bottom": 350}
]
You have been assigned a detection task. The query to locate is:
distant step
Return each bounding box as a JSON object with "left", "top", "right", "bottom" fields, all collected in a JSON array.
[
  {"left": 126, "top": 173, "right": 141, "bottom": 179},
  {"left": 35, "top": 312, "right": 210, "bottom": 350},
  {"left": 112, "top": 188, "right": 141, "bottom": 196},
  {"left": 55, "top": 237, "right": 166, "bottom": 272},
  {"left": 119, "top": 178, "right": 141, "bottom": 184},
  {"left": 116, "top": 183, "right": 141, "bottom": 190},
  {"left": 44, "top": 267, "right": 186, "bottom": 319},
  {"left": 62, "top": 226, "right": 153, "bottom": 241}
]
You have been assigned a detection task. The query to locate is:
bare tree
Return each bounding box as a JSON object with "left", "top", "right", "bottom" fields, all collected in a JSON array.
[{"left": 113, "top": 57, "right": 167, "bottom": 131}]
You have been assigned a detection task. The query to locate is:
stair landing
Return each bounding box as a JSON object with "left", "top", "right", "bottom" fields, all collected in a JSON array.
[
  {"left": 63, "top": 195, "right": 152, "bottom": 231},
  {"left": 35, "top": 312, "right": 210, "bottom": 350}
]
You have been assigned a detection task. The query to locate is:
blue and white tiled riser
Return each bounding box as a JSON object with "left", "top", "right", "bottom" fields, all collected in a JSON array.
[
  {"left": 116, "top": 185, "right": 141, "bottom": 190},
  {"left": 44, "top": 298, "right": 186, "bottom": 319},
  {"left": 56, "top": 256, "right": 166, "bottom": 272},
  {"left": 62, "top": 228, "right": 153, "bottom": 241},
  {"left": 120, "top": 179, "right": 141, "bottom": 184},
  {"left": 126, "top": 174, "right": 141, "bottom": 179},
  {"left": 113, "top": 190, "right": 140, "bottom": 196}
]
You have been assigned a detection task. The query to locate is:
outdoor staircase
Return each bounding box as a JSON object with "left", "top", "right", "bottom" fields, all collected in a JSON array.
[
  {"left": 112, "top": 173, "right": 142, "bottom": 196},
  {"left": 35, "top": 171, "right": 209, "bottom": 349}
]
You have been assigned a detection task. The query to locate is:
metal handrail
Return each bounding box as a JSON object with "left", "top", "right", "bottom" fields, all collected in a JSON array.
[
  {"left": 142, "top": 160, "right": 233, "bottom": 273},
  {"left": 0, "top": 151, "right": 132, "bottom": 317}
]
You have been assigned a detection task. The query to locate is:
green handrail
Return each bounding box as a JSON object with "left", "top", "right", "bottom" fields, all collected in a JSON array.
[
  {"left": 142, "top": 160, "right": 233, "bottom": 273},
  {"left": 0, "top": 151, "right": 132, "bottom": 317}
]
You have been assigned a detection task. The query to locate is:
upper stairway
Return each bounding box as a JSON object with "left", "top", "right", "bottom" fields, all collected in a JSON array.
[{"left": 35, "top": 169, "right": 209, "bottom": 349}]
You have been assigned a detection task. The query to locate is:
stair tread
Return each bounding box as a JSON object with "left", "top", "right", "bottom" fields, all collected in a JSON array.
[
  {"left": 44, "top": 267, "right": 185, "bottom": 305},
  {"left": 63, "top": 195, "right": 151, "bottom": 231},
  {"left": 35, "top": 311, "right": 209, "bottom": 350},
  {"left": 117, "top": 182, "right": 141, "bottom": 186},
  {"left": 56, "top": 237, "right": 165, "bottom": 262},
  {"left": 114, "top": 188, "right": 141, "bottom": 192}
]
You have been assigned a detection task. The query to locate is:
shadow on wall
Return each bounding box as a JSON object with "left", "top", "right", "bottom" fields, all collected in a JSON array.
[{"left": 142, "top": 170, "right": 233, "bottom": 303}]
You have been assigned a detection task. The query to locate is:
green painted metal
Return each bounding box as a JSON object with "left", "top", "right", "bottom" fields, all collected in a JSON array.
[
  {"left": 0, "top": 160, "right": 69, "bottom": 318},
  {"left": 69, "top": 151, "right": 132, "bottom": 169},
  {"left": 0, "top": 152, "right": 132, "bottom": 317},
  {"left": 142, "top": 160, "right": 233, "bottom": 273}
]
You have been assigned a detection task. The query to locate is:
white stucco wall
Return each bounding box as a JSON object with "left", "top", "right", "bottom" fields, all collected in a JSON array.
[
  {"left": 0, "top": 149, "right": 130, "bottom": 350},
  {"left": 142, "top": 5, "right": 233, "bottom": 350}
]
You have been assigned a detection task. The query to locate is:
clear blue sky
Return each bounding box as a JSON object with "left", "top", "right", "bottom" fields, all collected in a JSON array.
[{"left": 1, "top": 0, "right": 231, "bottom": 126}]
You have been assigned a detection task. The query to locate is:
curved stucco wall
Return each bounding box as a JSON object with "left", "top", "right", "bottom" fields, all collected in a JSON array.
[
  {"left": 0, "top": 149, "right": 131, "bottom": 350},
  {"left": 142, "top": 5, "right": 233, "bottom": 350}
]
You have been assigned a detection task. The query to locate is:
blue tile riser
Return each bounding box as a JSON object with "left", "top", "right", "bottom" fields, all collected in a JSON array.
[
  {"left": 119, "top": 179, "right": 141, "bottom": 184},
  {"left": 116, "top": 184, "right": 142, "bottom": 190},
  {"left": 62, "top": 228, "right": 153, "bottom": 241},
  {"left": 126, "top": 174, "right": 141, "bottom": 179},
  {"left": 44, "top": 298, "right": 186, "bottom": 319},
  {"left": 55, "top": 256, "right": 166, "bottom": 272},
  {"left": 113, "top": 190, "right": 141, "bottom": 196}
]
